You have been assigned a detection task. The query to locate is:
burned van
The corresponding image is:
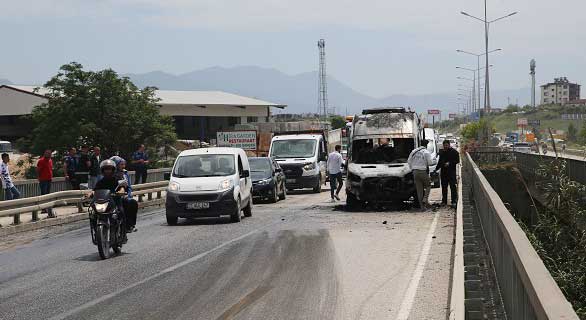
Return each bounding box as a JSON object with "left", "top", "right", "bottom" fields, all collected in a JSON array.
[{"left": 345, "top": 108, "right": 422, "bottom": 208}]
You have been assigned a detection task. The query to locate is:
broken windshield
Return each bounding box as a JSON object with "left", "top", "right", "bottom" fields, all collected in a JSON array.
[{"left": 351, "top": 138, "right": 414, "bottom": 164}]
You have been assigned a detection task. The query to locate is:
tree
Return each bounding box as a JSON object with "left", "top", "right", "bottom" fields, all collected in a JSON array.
[
  {"left": 504, "top": 104, "right": 520, "bottom": 113},
  {"left": 329, "top": 115, "right": 347, "bottom": 129},
  {"left": 567, "top": 122, "right": 577, "bottom": 142},
  {"left": 579, "top": 121, "right": 586, "bottom": 144},
  {"left": 460, "top": 119, "right": 495, "bottom": 143},
  {"left": 27, "top": 62, "right": 177, "bottom": 158}
]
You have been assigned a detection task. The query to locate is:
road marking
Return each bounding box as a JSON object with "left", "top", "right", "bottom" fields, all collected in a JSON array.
[
  {"left": 395, "top": 210, "right": 440, "bottom": 320},
  {"left": 48, "top": 228, "right": 262, "bottom": 320}
]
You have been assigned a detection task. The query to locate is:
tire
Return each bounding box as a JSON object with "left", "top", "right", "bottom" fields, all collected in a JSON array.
[
  {"left": 231, "top": 198, "right": 242, "bottom": 223},
  {"left": 279, "top": 184, "right": 287, "bottom": 200},
  {"left": 166, "top": 213, "right": 178, "bottom": 226},
  {"left": 96, "top": 224, "right": 111, "bottom": 260},
  {"left": 312, "top": 176, "right": 322, "bottom": 193},
  {"left": 270, "top": 186, "right": 279, "bottom": 203},
  {"left": 346, "top": 192, "right": 363, "bottom": 211},
  {"left": 243, "top": 199, "right": 253, "bottom": 217}
]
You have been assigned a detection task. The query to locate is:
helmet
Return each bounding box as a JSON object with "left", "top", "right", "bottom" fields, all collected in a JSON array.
[
  {"left": 109, "top": 156, "right": 126, "bottom": 166},
  {"left": 99, "top": 159, "right": 116, "bottom": 173}
]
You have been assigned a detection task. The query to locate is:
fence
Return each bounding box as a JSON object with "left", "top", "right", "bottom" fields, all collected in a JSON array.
[
  {"left": 0, "top": 181, "right": 168, "bottom": 226},
  {"left": 463, "top": 153, "right": 578, "bottom": 319},
  {"left": 0, "top": 168, "right": 171, "bottom": 200}
]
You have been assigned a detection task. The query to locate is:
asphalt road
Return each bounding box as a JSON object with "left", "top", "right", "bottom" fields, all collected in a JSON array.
[{"left": 0, "top": 187, "right": 455, "bottom": 320}]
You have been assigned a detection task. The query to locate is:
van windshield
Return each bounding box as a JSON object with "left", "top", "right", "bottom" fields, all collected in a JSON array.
[
  {"left": 172, "top": 154, "right": 235, "bottom": 178},
  {"left": 0, "top": 142, "right": 12, "bottom": 152},
  {"left": 351, "top": 138, "right": 414, "bottom": 164},
  {"left": 270, "top": 139, "right": 316, "bottom": 158}
]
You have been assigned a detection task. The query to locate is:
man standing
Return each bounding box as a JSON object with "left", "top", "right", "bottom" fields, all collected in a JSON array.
[
  {"left": 64, "top": 147, "right": 80, "bottom": 190},
  {"left": 36, "top": 149, "right": 55, "bottom": 217},
  {"left": 434, "top": 140, "right": 460, "bottom": 207},
  {"left": 132, "top": 144, "right": 149, "bottom": 185},
  {"left": 327, "top": 145, "right": 344, "bottom": 202},
  {"left": 88, "top": 146, "right": 102, "bottom": 189},
  {"left": 1, "top": 153, "right": 20, "bottom": 200},
  {"left": 408, "top": 140, "right": 433, "bottom": 210},
  {"left": 77, "top": 145, "right": 91, "bottom": 187}
]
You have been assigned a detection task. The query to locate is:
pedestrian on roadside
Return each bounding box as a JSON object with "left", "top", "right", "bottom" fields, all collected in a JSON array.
[
  {"left": 434, "top": 140, "right": 460, "bottom": 207},
  {"left": 327, "top": 145, "right": 344, "bottom": 202},
  {"left": 36, "top": 149, "right": 55, "bottom": 217},
  {"left": 1, "top": 153, "right": 20, "bottom": 200},
  {"left": 131, "top": 144, "right": 149, "bottom": 185},
  {"left": 76, "top": 145, "right": 91, "bottom": 187},
  {"left": 408, "top": 140, "right": 433, "bottom": 210},
  {"left": 88, "top": 146, "right": 102, "bottom": 188},
  {"left": 64, "top": 147, "right": 80, "bottom": 189}
]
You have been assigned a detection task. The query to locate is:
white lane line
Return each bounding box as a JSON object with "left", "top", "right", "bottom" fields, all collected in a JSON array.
[
  {"left": 395, "top": 211, "right": 440, "bottom": 320},
  {"left": 49, "top": 228, "right": 261, "bottom": 320}
]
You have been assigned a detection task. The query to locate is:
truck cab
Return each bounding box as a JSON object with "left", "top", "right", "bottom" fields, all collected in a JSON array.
[
  {"left": 345, "top": 108, "right": 422, "bottom": 208},
  {"left": 269, "top": 132, "right": 327, "bottom": 193}
]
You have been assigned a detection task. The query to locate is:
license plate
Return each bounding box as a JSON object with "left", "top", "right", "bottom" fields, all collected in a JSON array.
[
  {"left": 186, "top": 202, "right": 209, "bottom": 210},
  {"left": 286, "top": 179, "right": 296, "bottom": 183}
]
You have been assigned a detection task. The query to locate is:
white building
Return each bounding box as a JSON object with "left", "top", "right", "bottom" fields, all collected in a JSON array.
[
  {"left": 541, "top": 77, "right": 580, "bottom": 105},
  {"left": 0, "top": 85, "right": 286, "bottom": 140}
]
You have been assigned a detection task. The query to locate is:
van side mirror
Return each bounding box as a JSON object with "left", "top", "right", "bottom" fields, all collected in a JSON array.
[
  {"left": 242, "top": 170, "right": 250, "bottom": 178},
  {"left": 164, "top": 172, "right": 171, "bottom": 180}
]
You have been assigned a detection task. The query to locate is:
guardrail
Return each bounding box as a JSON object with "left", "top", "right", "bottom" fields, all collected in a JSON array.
[
  {"left": 463, "top": 153, "right": 578, "bottom": 319},
  {"left": 449, "top": 166, "right": 465, "bottom": 320},
  {"left": 0, "top": 168, "right": 171, "bottom": 200},
  {"left": 0, "top": 181, "right": 168, "bottom": 226}
]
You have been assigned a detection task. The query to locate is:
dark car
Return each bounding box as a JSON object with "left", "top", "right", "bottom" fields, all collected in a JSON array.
[{"left": 250, "top": 157, "right": 286, "bottom": 203}]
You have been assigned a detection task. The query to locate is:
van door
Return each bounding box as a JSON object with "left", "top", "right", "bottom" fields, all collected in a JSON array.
[
  {"left": 237, "top": 155, "right": 250, "bottom": 203},
  {"left": 318, "top": 137, "right": 327, "bottom": 185}
]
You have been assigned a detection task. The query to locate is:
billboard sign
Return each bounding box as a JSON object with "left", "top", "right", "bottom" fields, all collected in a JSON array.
[
  {"left": 427, "top": 109, "right": 441, "bottom": 115},
  {"left": 216, "top": 131, "right": 257, "bottom": 150},
  {"left": 528, "top": 119, "right": 540, "bottom": 126},
  {"left": 449, "top": 113, "right": 457, "bottom": 119},
  {"left": 517, "top": 118, "right": 528, "bottom": 126}
]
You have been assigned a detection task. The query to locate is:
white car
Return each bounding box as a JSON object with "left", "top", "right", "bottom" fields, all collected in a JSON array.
[
  {"left": 513, "top": 142, "right": 531, "bottom": 153},
  {"left": 165, "top": 147, "right": 253, "bottom": 224}
]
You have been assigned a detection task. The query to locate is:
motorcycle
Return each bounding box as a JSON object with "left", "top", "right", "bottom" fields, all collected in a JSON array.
[{"left": 88, "top": 180, "right": 128, "bottom": 259}]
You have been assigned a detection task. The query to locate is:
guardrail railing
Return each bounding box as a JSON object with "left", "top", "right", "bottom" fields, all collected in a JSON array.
[
  {"left": 463, "top": 153, "right": 579, "bottom": 319},
  {"left": 0, "top": 168, "right": 171, "bottom": 200},
  {"left": 0, "top": 181, "right": 168, "bottom": 226}
]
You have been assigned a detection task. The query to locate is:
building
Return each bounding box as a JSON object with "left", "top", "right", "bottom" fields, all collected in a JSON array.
[
  {"left": 0, "top": 85, "right": 286, "bottom": 141},
  {"left": 541, "top": 77, "right": 581, "bottom": 105}
]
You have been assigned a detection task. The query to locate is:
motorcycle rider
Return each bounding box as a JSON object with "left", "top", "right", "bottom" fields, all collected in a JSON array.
[
  {"left": 93, "top": 159, "right": 138, "bottom": 233},
  {"left": 111, "top": 156, "right": 138, "bottom": 233}
]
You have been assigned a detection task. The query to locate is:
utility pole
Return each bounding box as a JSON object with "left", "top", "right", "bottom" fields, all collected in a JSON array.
[
  {"left": 317, "top": 39, "right": 328, "bottom": 128},
  {"left": 530, "top": 59, "right": 536, "bottom": 108}
]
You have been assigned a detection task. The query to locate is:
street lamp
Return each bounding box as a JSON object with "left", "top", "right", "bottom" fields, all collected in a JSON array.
[
  {"left": 461, "top": 4, "right": 517, "bottom": 113},
  {"left": 457, "top": 49, "right": 501, "bottom": 113},
  {"left": 457, "top": 65, "right": 493, "bottom": 114}
]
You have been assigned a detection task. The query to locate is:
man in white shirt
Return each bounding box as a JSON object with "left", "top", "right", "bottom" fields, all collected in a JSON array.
[
  {"left": 408, "top": 140, "right": 433, "bottom": 210},
  {"left": 327, "top": 145, "right": 344, "bottom": 201},
  {"left": 1, "top": 153, "right": 21, "bottom": 200}
]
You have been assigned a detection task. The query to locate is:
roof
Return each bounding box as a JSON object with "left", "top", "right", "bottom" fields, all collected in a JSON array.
[
  {"left": 178, "top": 147, "right": 244, "bottom": 156},
  {"left": 1, "top": 85, "right": 286, "bottom": 108}
]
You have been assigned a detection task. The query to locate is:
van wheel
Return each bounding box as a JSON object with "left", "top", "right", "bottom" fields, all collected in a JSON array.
[
  {"left": 346, "top": 193, "right": 363, "bottom": 211},
  {"left": 231, "top": 198, "right": 242, "bottom": 223},
  {"left": 166, "top": 214, "right": 178, "bottom": 226},
  {"left": 243, "top": 199, "right": 253, "bottom": 217},
  {"left": 312, "top": 176, "right": 322, "bottom": 193}
]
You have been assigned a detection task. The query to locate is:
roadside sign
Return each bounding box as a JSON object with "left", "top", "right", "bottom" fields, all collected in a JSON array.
[
  {"left": 517, "top": 118, "right": 528, "bottom": 126},
  {"left": 528, "top": 119, "right": 540, "bottom": 126},
  {"left": 449, "top": 113, "right": 457, "bottom": 119},
  {"left": 216, "top": 131, "right": 257, "bottom": 150},
  {"left": 428, "top": 109, "right": 441, "bottom": 115}
]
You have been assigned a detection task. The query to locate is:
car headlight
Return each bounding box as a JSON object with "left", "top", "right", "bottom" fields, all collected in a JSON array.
[
  {"left": 219, "top": 179, "right": 233, "bottom": 191},
  {"left": 303, "top": 162, "right": 316, "bottom": 171},
  {"left": 168, "top": 181, "right": 180, "bottom": 192},
  {"left": 94, "top": 202, "right": 109, "bottom": 213}
]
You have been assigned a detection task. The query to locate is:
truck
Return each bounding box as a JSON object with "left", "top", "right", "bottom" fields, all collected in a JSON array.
[
  {"left": 268, "top": 130, "right": 328, "bottom": 193},
  {"left": 345, "top": 108, "right": 423, "bottom": 208}
]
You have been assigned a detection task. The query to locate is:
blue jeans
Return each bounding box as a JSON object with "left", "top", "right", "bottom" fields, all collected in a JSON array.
[
  {"left": 39, "top": 181, "right": 51, "bottom": 195},
  {"left": 329, "top": 172, "right": 343, "bottom": 199},
  {"left": 4, "top": 186, "right": 21, "bottom": 200}
]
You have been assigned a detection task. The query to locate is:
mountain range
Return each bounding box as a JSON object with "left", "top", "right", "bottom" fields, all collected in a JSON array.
[
  {"left": 126, "top": 66, "right": 530, "bottom": 116},
  {"left": 2, "top": 66, "right": 530, "bottom": 116}
]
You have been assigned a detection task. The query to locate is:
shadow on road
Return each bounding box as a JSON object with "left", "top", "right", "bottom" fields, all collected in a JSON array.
[{"left": 169, "top": 216, "right": 237, "bottom": 226}]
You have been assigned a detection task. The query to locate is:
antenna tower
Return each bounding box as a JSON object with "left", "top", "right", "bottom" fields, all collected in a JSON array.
[
  {"left": 317, "top": 39, "right": 328, "bottom": 126},
  {"left": 530, "top": 59, "right": 536, "bottom": 108}
]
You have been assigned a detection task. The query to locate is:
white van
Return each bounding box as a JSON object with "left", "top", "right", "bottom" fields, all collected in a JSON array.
[
  {"left": 165, "top": 147, "right": 253, "bottom": 224},
  {"left": 269, "top": 131, "right": 328, "bottom": 193}
]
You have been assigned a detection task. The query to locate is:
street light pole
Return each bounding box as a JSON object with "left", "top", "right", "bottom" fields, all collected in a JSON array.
[{"left": 457, "top": 48, "right": 502, "bottom": 116}]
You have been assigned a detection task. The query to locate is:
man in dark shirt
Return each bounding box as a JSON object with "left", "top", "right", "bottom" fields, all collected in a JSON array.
[
  {"left": 64, "top": 147, "right": 80, "bottom": 190},
  {"left": 434, "top": 140, "right": 460, "bottom": 206},
  {"left": 77, "top": 145, "right": 91, "bottom": 185},
  {"left": 88, "top": 147, "right": 102, "bottom": 189},
  {"left": 131, "top": 144, "right": 149, "bottom": 185}
]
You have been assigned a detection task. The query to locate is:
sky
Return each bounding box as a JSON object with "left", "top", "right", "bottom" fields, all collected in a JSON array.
[{"left": 1, "top": 0, "right": 585, "bottom": 98}]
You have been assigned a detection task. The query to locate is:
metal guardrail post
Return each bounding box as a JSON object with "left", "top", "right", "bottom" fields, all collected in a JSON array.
[
  {"left": 157, "top": 191, "right": 162, "bottom": 199},
  {"left": 148, "top": 192, "right": 153, "bottom": 201},
  {"left": 13, "top": 213, "right": 20, "bottom": 225},
  {"left": 32, "top": 210, "right": 39, "bottom": 221}
]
